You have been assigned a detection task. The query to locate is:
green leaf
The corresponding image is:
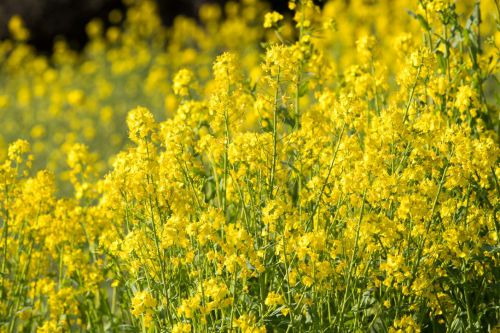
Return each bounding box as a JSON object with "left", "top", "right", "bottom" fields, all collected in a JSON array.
[
  {"left": 435, "top": 50, "right": 446, "bottom": 72},
  {"left": 298, "top": 81, "right": 309, "bottom": 97},
  {"left": 407, "top": 11, "right": 431, "bottom": 32}
]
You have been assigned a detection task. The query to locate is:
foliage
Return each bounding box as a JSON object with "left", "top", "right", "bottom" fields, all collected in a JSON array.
[{"left": 0, "top": 0, "right": 499, "bottom": 332}]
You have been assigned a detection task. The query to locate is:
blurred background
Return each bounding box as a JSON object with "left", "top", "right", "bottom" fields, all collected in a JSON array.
[{"left": 0, "top": 0, "right": 289, "bottom": 52}]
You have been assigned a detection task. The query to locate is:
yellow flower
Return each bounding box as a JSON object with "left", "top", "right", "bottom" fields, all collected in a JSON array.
[
  {"left": 263, "top": 11, "right": 284, "bottom": 28},
  {"left": 8, "top": 15, "right": 30, "bottom": 41},
  {"left": 455, "top": 85, "right": 478, "bottom": 114},
  {"left": 390, "top": 315, "right": 421, "bottom": 333},
  {"left": 172, "top": 322, "right": 192, "bottom": 333},
  {"left": 131, "top": 290, "right": 157, "bottom": 318},
  {"left": 173, "top": 68, "right": 195, "bottom": 97},
  {"left": 126, "top": 106, "right": 157, "bottom": 143},
  {"left": 265, "top": 291, "right": 284, "bottom": 307},
  {"left": 7, "top": 139, "right": 30, "bottom": 162},
  {"left": 235, "top": 314, "right": 267, "bottom": 333}
]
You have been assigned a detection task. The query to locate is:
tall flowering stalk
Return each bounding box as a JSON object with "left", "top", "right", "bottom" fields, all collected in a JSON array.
[{"left": 0, "top": 0, "right": 498, "bottom": 332}]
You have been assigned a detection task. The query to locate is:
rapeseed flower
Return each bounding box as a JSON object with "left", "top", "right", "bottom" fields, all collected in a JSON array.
[{"left": 0, "top": 0, "right": 498, "bottom": 332}]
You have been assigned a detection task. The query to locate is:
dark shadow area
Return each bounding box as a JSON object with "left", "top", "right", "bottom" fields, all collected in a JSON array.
[
  {"left": 0, "top": 0, "right": 125, "bottom": 52},
  {"left": 0, "top": 0, "right": 293, "bottom": 53}
]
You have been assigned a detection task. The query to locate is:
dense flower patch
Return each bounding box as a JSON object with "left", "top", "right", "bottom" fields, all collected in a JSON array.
[{"left": 0, "top": 0, "right": 499, "bottom": 332}]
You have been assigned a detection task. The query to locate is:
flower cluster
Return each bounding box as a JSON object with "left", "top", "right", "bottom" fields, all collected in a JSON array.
[{"left": 0, "top": 0, "right": 498, "bottom": 332}]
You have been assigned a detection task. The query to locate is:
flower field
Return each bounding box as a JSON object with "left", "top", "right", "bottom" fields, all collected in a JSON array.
[{"left": 0, "top": 0, "right": 499, "bottom": 332}]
